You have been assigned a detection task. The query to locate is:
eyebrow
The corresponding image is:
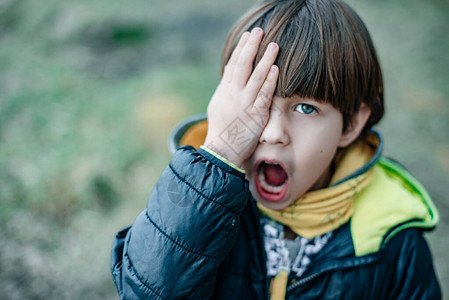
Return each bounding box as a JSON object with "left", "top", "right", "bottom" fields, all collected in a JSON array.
[{"left": 286, "top": 96, "right": 324, "bottom": 104}]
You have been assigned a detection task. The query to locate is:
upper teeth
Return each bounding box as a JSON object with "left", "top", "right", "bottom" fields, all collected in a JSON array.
[{"left": 258, "top": 169, "right": 286, "bottom": 194}]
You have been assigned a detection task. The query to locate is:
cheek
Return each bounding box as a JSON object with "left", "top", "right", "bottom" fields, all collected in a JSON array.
[
  {"left": 315, "top": 132, "right": 341, "bottom": 167},
  {"left": 296, "top": 126, "right": 341, "bottom": 157},
  {"left": 292, "top": 125, "right": 341, "bottom": 178},
  {"left": 242, "top": 157, "right": 255, "bottom": 180},
  {"left": 315, "top": 118, "right": 344, "bottom": 155},
  {"left": 242, "top": 161, "right": 250, "bottom": 173}
]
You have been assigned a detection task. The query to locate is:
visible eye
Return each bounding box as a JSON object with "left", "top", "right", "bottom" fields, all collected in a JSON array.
[{"left": 295, "top": 103, "right": 317, "bottom": 115}]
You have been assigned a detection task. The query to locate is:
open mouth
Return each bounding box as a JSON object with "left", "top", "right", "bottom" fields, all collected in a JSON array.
[{"left": 255, "top": 160, "right": 289, "bottom": 202}]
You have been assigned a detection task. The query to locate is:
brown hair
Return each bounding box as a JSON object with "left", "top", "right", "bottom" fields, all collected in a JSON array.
[{"left": 222, "top": 0, "right": 384, "bottom": 131}]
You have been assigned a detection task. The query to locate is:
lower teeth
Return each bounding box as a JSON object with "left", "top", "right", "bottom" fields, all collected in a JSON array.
[{"left": 258, "top": 173, "right": 285, "bottom": 194}]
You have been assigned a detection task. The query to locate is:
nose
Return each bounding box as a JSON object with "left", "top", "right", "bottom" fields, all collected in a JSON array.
[{"left": 259, "top": 109, "right": 290, "bottom": 145}]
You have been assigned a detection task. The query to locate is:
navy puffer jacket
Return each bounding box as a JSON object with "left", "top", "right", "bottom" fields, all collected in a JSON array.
[{"left": 111, "top": 145, "right": 441, "bottom": 299}]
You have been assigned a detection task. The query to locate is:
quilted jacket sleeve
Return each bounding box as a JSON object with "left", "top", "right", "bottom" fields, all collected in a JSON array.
[
  {"left": 385, "top": 228, "right": 442, "bottom": 300},
  {"left": 111, "top": 146, "right": 250, "bottom": 299}
]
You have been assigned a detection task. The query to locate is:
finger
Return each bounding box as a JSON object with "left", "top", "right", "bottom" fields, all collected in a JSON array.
[
  {"left": 252, "top": 65, "right": 279, "bottom": 118},
  {"left": 233, "top": 27, "right": 264, "bottom": 87},
  {"left": 222, "top": 31, "right": 250, "bottom": 83},
  {"left": 245, "top": 42, "right": 279, "bottom": 98}
]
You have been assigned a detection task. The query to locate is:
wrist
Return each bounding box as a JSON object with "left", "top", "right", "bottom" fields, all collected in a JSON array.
[
  {"left": 199, "top": 146, "right": 246, "bottom": 174},
  {"left": 203, "top": 137, "right": 245, "bottom": 168}
]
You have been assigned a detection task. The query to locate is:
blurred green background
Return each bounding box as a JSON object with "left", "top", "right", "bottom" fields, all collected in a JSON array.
[{"left": 0, "top": 0, "right": 448, "bottom": 298}]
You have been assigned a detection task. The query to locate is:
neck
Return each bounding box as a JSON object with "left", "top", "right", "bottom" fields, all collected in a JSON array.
[
  {"left": 310, "top": 162, "right": 334, "bottom": 191},
  {"left": 284, "top": 226, "right": 297, "bottom": 240}
]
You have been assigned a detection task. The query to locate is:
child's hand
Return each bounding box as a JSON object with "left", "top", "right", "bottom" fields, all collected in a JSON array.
[{"left": 204, "top": 28, "right": 279, "bottom": 168}]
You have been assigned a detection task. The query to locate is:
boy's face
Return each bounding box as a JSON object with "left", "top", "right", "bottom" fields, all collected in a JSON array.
[{"left": 243, "top": 95, "right": 347, "bottom": 211}]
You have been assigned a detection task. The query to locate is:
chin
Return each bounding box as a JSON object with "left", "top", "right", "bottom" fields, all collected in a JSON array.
[
  {"left": 258, "top": 197, "right": 294, "bottom": 211},
  {"left": 250, "top": 184, "right": 294, "bottom": 211}
]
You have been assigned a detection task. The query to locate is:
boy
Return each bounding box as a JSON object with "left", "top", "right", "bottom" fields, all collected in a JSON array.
[{"left": 111, "top": 0, "right": 441, "bottom": 299}]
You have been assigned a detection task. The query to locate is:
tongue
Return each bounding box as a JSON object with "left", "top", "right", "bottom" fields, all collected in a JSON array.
[{"left": 264, "top": 164, "right": 288, "bottom": 186}]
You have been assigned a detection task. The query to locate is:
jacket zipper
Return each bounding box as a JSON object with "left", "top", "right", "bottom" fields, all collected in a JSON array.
[
  {"left": 263, "top": 242, "right": 270, "bottom": 300},
  {"left": 259, "top": 217, "right": 291, "bottom": 299},
  {"left": 286, "top": 271, "right": 322, "bottom": 293},
  {"left": 285, "top": 254, "right": 379, "bottom": 296}
]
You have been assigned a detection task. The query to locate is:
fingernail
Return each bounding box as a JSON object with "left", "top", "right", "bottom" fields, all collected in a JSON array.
[
  {"left": 241, "top": 31, "right": 250, "bottom": 41},
  {"left": 251, "top": 27, "right": 262, "bottom": 36},
  {"left": 270, "top": 65, "right": 277, "bottom": 73},
  {"left": 268, "top": 43, "right": 278, "bottom": 52}
]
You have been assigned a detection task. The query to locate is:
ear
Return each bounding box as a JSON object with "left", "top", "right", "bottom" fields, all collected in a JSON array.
[{"left": 338, "top": 103, "right": 372, "bottom": 148}]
